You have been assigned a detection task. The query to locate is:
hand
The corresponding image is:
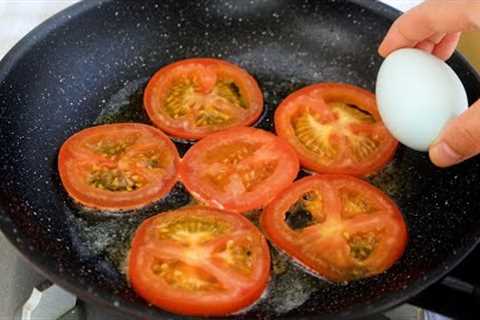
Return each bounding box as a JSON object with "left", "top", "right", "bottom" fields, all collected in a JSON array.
[{"left": 378, "top": 0, "right": 480, "bottom": 167}]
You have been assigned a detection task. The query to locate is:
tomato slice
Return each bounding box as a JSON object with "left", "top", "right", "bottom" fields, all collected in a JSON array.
[
  {"left": 274, "top": 83, "right": 398, "bottom": 176},
  {"left": 178, "top": 127, "right": 300, "bottom": 213},
  {"left": 144, "top": 58, "right": 264, "bottom": 140},
  {"left": 58, "top": 123, "right": 179, "bottom": 211},
  {"left": 128, "top": 206, "right": 271, "bottom": 316},
  {"left": 260, "top": 175, "right": 407, "bottom": 282}
]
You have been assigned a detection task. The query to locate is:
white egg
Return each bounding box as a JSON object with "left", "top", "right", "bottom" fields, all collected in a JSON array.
[{"left": 376, "top": 48, "right": 468, "bottom": 151}]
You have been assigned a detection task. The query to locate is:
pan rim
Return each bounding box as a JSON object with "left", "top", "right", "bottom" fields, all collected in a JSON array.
[{"left": 0, "top": 0, "right": 480, "bottom": 319}]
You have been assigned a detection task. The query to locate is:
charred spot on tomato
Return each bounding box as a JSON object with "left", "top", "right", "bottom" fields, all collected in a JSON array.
[
  {"left": 340, "top": 189, "right": 376, "bottom": 219},
  {"left": 285, "top": 208, "right": 314, "bottom": 230},
  {"left": 88, "top": 167, "right": 144, "bottom": 192},
  {"left": 156, "top": 216, "right": 231, "bottom": 245},
  {"left": 214, "top": 80, "right": 247, "bottom": 109},
  {"left": 345, "top": 231, "right": 378, "bottom": 261},
  {"left": 302, "top": 190, "right": 324, "bottom": 218},
  {"left": 292, "top": 112, "right": 337, "bottom": 160},
  {"left": 329, "top": 102, "right": 375, "bottom": 124},
  {"left": 151, "top": 259, "right": 222, "bottom": 291},
  {"left": 285, "top": 191, "right": 324, "bottom": 230}
]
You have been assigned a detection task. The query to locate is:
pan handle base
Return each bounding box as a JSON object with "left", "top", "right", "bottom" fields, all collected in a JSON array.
[{"left": 15, "top": 280, "right": 77, "bottom": 320}]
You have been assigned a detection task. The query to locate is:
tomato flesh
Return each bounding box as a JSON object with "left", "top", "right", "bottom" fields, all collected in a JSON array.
[
  {"left": 275, "top": 83, "right": 398, "bottom": 176},
  {"left": 129, "top": 207, "right": 271, "bottom": 316},
  {"left": 179, "top": 127, "right": 300, "bottom": 213},
  {"left": 260, "top": 175, "right": 407, "bottom": 282},
  {"left": 58, "top": 123, "right": 179, "bottom": 211},
  {"left": 144, "top": 58, "right": 264, "bottom": 140}
]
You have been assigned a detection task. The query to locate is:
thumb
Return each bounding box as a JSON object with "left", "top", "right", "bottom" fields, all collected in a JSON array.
[{"left": 429, "top": 100, "right": 480, "bottom": 167}]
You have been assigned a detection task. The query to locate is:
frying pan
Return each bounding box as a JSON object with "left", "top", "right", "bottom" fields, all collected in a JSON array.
[{"left": 1, "top": 0, "right": 480, "bottom": 319}]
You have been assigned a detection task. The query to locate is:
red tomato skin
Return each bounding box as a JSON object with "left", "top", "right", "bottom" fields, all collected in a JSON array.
[
  {"left": 58, "top": 123, "right": 179, "bottom": 211},
  {"left": 260, "top": 174, "right": 408, "bottom": 282},
  {"left": 275, "top": 83, "right": 398, "bottom": 176},
  {"left": 128, "top": 207, "right": 271, "bottom": 316},
  {"left": 144, "top": 58, "right": 264, "bottom": 140},
  {"left": 178, "top": 127, "right": 300, "bottom": 213}
]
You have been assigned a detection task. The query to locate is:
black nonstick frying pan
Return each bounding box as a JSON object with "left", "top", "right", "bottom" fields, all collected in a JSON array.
[{"left": 1, "top": 0, "right": 480, "bottom": 319}]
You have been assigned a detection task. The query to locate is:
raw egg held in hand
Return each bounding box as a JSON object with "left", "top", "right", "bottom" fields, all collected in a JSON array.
[{"left": 376, "top": 48, "right": 468, "bottom": 151}]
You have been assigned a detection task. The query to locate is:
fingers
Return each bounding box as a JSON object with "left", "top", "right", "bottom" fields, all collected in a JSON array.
[
  {"left": 415, "top": 33, "right": 445, "bottom": 53},
  {"left": 429, "top": 100, "right": 480, "bottom": 167},
  {"left": 414, "top": 32, "right": 461, "bottom": 60},
  {"left": 432, "top": 32, "right": 461, "bottom": 60},
  {"left": 415, "top": 40, "right": 435, "bottom": 53},
  {"left": 378, "top": 0, "right": 475, "bottom": 58},
  {"left": 378, "top": 12, "right": 432, "bottom": 57}
]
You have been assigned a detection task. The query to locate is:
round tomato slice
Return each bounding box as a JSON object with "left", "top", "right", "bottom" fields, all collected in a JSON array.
[
  {"left": 260, "top": 175, "right": 407, "bottom": 282},
  {"left": 144, "top": 58, "right": 264, "bottom": 140},
  {"left": 58, "top": 123, "right": 179, "bottom": 211},
  {"left": 179, "top": 127, "right": 300, "bottom": 213},
  {"left": 128, "top": 206, "right": 271, "bottom": 316},
  {"left": 275, "top": 83, "right": 398, "bottom": 176}
]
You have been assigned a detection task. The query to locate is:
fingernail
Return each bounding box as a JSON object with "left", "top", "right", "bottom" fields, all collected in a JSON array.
[{"left": 430, "top": 142, "right": 462, "bottom": 167}]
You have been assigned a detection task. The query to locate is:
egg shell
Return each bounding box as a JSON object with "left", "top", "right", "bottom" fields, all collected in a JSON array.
[{"left": 376, "top": 48, "right": 468, "bottom": 151}]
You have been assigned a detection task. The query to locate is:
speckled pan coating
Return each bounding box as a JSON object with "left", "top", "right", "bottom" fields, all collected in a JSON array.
[{"left": 1, "top": 1, "right": 480, "bottom": 320}]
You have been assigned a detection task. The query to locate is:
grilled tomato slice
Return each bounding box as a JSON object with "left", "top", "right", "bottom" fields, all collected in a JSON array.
[
  {"left": 144, "top": 58, "right": 263, "bottom": 140},
  {"left": 58, "top": 123, "right": 179, "bottom": 211},
  {"left": 261, "top": 175, "right": 407, "bottom": 282},
  {"left": 274, "top": 83, "right": 398, "bottom": 176},
  {"left": 179, "top": 127, "right": 299, "bottom": 213},
  {"left": 128, "top": 206, "right": 271, "bottom": 316}
]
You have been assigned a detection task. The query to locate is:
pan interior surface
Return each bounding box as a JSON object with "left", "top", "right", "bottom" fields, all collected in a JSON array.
[{"left": 1, "top": 1, "right": 480, "bottom": 319}]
